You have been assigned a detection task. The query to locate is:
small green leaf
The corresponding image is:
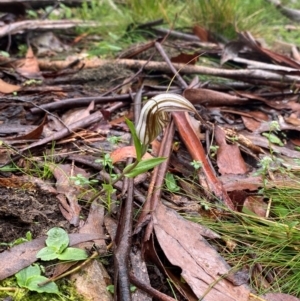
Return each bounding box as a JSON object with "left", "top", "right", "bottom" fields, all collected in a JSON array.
[
  {"left": 16, "top": 265, "right": 40, "bottom": 285},
  {"left": 106, "top": 284, "right": 114, "bottom": 294},
  {"left": 26, "top": 275, "right": 59, "bottom": 294},
  {"left": 46, "top": 227, "right": 69, "bottom": 253},
  {"left": 130, "top": 285, "right": 137, "bottom": 293},
  {"left": 25, "top": 231, "right": 32, "bottom": 241},
  {"left": 125, "top": 118, "right": 143, "bottom": 161},
  {"left": 190, "top": 160, "right": 202, "bottom": 170},
  {"left": 36, "top": 247, "right": 58, "bottom": 261},
  {"left": 165, "top": 172, "right": 180, "bottom": 193},
  {"left": 262, "top": 133, "right": 284, "bottom": 146},
  {"left": 102, "top": 183, "right": 116, "bottom": 194},
  {"left": 0, "top": 164, "right": 18, "bottom": 172},
  {"left": 57, "top": 247, "right": 88, "bottom": 261},
  {"left": 16, "top": 265, "right": 59, "bottom": 294},
  {"left": 124, "top": 157, "right": 166, "bottom": 178}
]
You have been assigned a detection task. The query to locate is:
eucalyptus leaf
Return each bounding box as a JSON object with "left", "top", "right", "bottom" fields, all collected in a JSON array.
[{"left": 124, "top": 157, "right": 166, "bottom": 178}]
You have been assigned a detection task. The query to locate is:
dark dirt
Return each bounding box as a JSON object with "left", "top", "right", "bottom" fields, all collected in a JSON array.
[{"left": 0, "top": 181, "right": 68, "bottom": 249}]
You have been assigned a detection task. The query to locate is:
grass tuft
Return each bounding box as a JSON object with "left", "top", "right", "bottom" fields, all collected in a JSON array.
[{"left": 183, "top": 175, "right": 300, "bottom": 296}]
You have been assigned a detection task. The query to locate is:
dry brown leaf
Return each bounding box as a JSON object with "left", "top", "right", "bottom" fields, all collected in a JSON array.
[
  {"left": 242, "top": 116, "right": 263, "bottom": 132},
  {"left": 51, "top": 164, "right": 90, "bottom": 225},
  {"left": 220, "top": 174, "right": 263, "bottom": 191},
  {"left": 171, "top": 52, "right": 199, "bottom": 65},
  {"left": 153, "top": 202, "right": 250, "bottom": 301},
  {"left": 78, "top": 200, "right": 106, "bottom": 250},
  {"left": 61, "top": 101, "right": 94, "bottom": 127},
  {"left": 243, "top": 196, "right": 267, "bottom": 217},
  {"left": 16, "top": 46, "right": 42, "bottom": 78},
  {"left": 193, "top": 25, "right": 209, "bottom": 42},
  {"left": 110, "top": 146, "right": 153, "bottom": 163},
  {"left": 215, "top": 126, "right": 248, "bottom": 175},
  {"left": 228, "top": 190, "right": 248, "bottom": 211},
  {"left": 284, "top": 116, "right": 300, "bottom": 126},
  {"left": 184, "top": 88, "right": 247, "bottom": 106},
  {"left": 0, "top": 78, "right": 21, "bottom": 94},
  {"left": 9, "top": 115, "right": 47, "bottom": 140},
  {"left": 241, "top": 110, "right": 269, "bottom": 132}
]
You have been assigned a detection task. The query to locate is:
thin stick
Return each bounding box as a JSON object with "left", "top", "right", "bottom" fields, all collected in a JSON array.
[{"left": 38, "top": 251, "right": 99, "bottom": 287}]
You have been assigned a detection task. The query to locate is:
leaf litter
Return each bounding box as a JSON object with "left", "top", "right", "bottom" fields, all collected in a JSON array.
[{"left": 1, "top": 2, "right": 300, "bottom": 301}]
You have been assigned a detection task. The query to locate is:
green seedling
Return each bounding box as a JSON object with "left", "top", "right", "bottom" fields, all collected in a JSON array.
[
  {"left": 16, "top": 264, "right": 59, "bottom": 294},
  {"left": 96, "top": 153, "right": 114, "bottom": 169},
  {"left": 165, "top": 172, "right": 180, "bottom": 193},
  {"left": 106, "top": 284, "right": 136, "bottom": 295},
  {"left": 262, "top": 133, "right": 284, "bottom": 146},
  {"left": 190, "top": 160, "right": 202, "bottom": 170},
  {"left": 23, "top": 79, "right": 42, "bottom": 86},
  {"left": 209, "top": 145, "right": 219, "bottom": 157},
  {"left": 0, "top": 231, "right": 32, "bottom": 248},
  {"left": 0, "top": 51, "right": 9, "bottom": 57},
  {"left": 107, "top": 135, "right": 123, "bottom": 145},
  {"left": 36, "top": 227, "right": 87, "bottom": 261},
  {"left": 70, "top": 173, "right": 98, "bottom": 186},
  {"left": 96, "top": 154, "right": 118, "bottom": 180}
]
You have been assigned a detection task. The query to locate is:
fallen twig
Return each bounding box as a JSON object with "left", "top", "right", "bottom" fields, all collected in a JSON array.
[
  {"left": 30, "top": 90, "right": 180, "bottom": 114},
  {"left": 114, "top": 179, "right": 134, "bottom": 301},
  {"left": 36, "top": 58, "right": 300, "bottom": 84},
  {"left": 20, "top": 110, "right": 103, "bottom": 152},
  {"left": 129, "top": 272, "right": 177, "bottom": 301},
  {"left": 0, "top": 20, "right": 98, "bottom": 38}
]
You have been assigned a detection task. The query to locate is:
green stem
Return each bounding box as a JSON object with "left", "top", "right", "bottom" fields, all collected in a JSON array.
[{"left": 89, "top": 159, "right": 140, "bottom": 203}]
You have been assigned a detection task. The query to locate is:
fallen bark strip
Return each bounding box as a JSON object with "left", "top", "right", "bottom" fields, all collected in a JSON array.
[
  {"left": 173, "top": 112, "right": 235, "bottom": 210},
  {"left": 37, "top": 58, "right": 300, "bottom": 84}
]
